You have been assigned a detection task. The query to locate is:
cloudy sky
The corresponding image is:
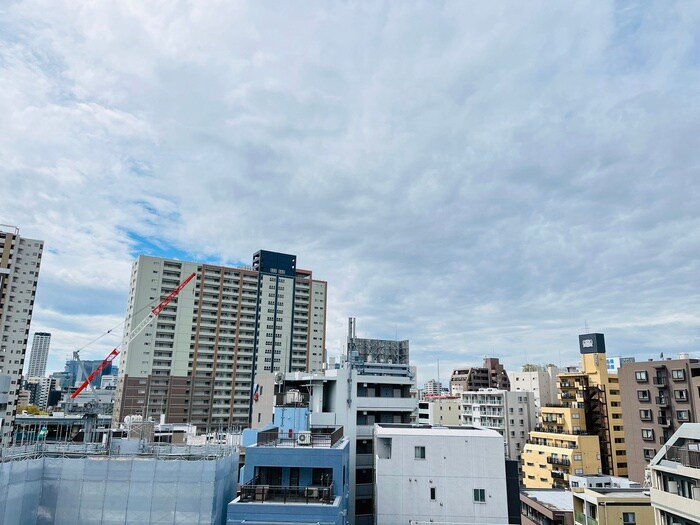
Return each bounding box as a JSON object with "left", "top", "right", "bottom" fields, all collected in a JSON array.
[{"left": 2, "top": 1, "right": 699, "bottom": 386}]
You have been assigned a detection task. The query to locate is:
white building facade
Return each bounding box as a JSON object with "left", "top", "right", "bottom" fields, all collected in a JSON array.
[
  {"left": 26, "top": 332, "right": 51, "bottom": 378},
  {"left": 374, "top": 424, "right": 510, "bottom": 525},
  {"left": 648, "top": 423, "right": 700, "bottom": 525},
  {"left": 510, "top": 365, "right": 559, "bottom": 417},
  {"left": 461, "top": 388, "right": 536, "bottom": 461},
  {"left": 0, "top": 226, "right": 43, "bottom": 445},
  {"left": 417, "top": 396, "right": 462, "bottom": 426}
]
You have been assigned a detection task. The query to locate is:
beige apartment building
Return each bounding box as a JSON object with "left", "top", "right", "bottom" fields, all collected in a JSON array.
[
  {"left": 523, "top": 334, "right": 628, "bottom": 489},
  {"left": 114, "top": 250, "right": 326, "bottom": 429}
]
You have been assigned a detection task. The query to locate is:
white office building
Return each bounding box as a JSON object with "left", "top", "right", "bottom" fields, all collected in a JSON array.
[
  {"left": 0, "top": 226, "right": 43, "bottom": 445},
  {"left": 510, "top": 365, "right": 559, "bottom": 417},
  {"left": 461, "top": 388, "right": 536, "bottom": 461},
  {"left": 422, "top": 379, "right": 443, "bottom": 397},
  {"left": 374, "top": 424, "right": 510, "bottom": 525},
  {"left": 648, "top": 423, "right": 700, "bottom": 525},
  {"left": 26, "top": 332, "right": 51, "bottom": 378}
]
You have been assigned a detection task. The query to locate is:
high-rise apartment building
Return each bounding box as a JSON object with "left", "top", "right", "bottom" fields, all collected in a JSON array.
[
  {"left": 450, "top": 357, "right": 511, "bottom": 395},
  {"left": 0, "top": 226, "right": 43, "bottom": 445},
  {"left": 114, "top": 250, "right": 327, "bottom": 429},
  {"left": 522, "top": 334, "right": 628, "bottom": 489},
  {"left": 618, "top": 355, "right": 700, "bottom": 483},
  {"left": 26, "top": 332, "right": 51, "bottom": 378}
]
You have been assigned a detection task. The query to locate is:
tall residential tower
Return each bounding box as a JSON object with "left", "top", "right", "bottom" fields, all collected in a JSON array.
[
  {"left": 26, "top": 332, "right": 51, "bottom": 378},
  {"left": 0, "top": 226, "right": 43, "bottom": 445},
  {"left": 114, "top": 250, "right": 326, "bottom": 429}
]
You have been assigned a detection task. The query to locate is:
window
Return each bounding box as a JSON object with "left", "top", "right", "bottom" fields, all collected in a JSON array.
[
  {"left": 671, "top": 369, "right": 686, "bottom": 381},
  {"left": 415, "top": 446, "right": 426, "bottom": 459},
  {"left": 643, "top": 449, "right": 656, "bottom": 459},
  {"left": 430, "top": 487, "right": 436, "bottom": 500},
  {"left": 637, "top": 390, "right": 650, "bottom": 401},
  {"left": 623, "top": 512, "right": 636, "bottom": 524},
  {"left": 639, "top": 409, "right": 652, "bottom": 421},
  {"left": 642, "top": 429, "right": 655, "bottom": 441},
  {"left": 674, "top": 389, "right": 688, "bottom": 401},
  {"left": 473, "top": 489, "right": 486, "bottom": 503},
  {"left": 677, "top": 410, "right": 690, "bottom": 421},
  {"left": 635, "top": 371, "right": 648, "bottom": 382}
]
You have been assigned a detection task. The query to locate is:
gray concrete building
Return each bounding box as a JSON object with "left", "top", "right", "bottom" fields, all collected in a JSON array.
[
  {"left": 26, "top": 331, "right": 51, "bottom": 378},
  {"left": 0, "top": 225, "right": 43, "bottom": 445}
]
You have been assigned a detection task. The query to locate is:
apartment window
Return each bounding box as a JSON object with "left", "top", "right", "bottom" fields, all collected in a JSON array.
[
  {"left": 415, "top": 446, "right": 426, "bottom": 459},
  {"left": 639, "top": 409, "right": 652, "bottom": 421},
  {"left": 677, "top": 410, "right": 690, "bottom": 421},
  {"left": 473, "top": 489, "right": 486, "bottom": 503},
  {"left": 674, "top": 389, "right": 688, "bottom": 401},
  {"left": 642, "top": 429, "right": 655, "bottom": 441},
  {"left": 671, "top": 369, "right": 686, "bottom": 381},
  {"left": 643, "top": 449, "right": 656, "bottom": 459},
  {"left": 623, "top": 512, "right": 636, "bottom": 525},
  {"left": 430, "top": 487, "right": 436, "bottom": 501},
  {"left": 637, "top": 390, "right": 650, "bottom": 402},
  {"left": 635, "top": 371, "right": 648, "bottom": 382}
]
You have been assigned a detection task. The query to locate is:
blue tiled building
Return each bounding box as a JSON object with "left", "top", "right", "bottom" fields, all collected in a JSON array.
[{"left": 228, "top": 407, "right": 350, "bottom": 525}]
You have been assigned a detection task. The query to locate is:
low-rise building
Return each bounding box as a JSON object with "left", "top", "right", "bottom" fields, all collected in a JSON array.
[
  {"left": 228, "top": 406, "right": 350, "bottom": 525},
  {"left": 417, "top": 395, "right": 462, "bottom": 426},
  {"left": 648, "top": 422, "right": 700, "bottom": 525},
  {"left": 572, "top": 487, "right": 652, "bottom": 525},
  {"left": 520, "top": 489, "right": 574, "bottom": 525},
  {"left": 374, "top": 424, "right": 512, "bottom": 525},
  {"left": 569, "top": 474, "right": 641, "bottom": 490}
]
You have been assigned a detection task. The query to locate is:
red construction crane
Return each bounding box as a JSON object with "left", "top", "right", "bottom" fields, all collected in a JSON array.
[{"left": 71, "top": 272, "right": 196, "bottom": 399}]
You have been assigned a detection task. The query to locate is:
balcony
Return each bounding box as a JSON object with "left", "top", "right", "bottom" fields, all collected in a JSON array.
[
  {"left": 666, "top": 444, "right": 700, "bottom": 468},
  {"left": 653, "top": 376, "right": 668, "bottom": 386},
  {"left": 575, "top": 512, "right": 599, "bottom": 525},
  {"left": 256, "top": 426, "right": 344, "bottom": 448},
  {"left": 551, "top": 470, "right": 565, "bottom": 480},
  {"left": 547, "top": 456, "right": 571, "bottom": 466},
  {"left": 238, "top": 481, "right": 335, "bottom": 504},
  {"left": 658, "top": 417, "right": 672, "bottom": 428},
  {"left": 655, "top": 396, "right": 669, "bottom": 407}
]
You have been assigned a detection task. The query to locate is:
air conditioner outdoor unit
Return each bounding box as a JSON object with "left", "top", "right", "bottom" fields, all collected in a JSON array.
[{"left": 297, "top": 431, "right": 312, "bottom": 445}]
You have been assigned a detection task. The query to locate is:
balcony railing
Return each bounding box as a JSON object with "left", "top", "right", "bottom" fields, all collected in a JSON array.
[
  {"left": 575, "top": 511, "right": 599, "bottom": 525},
  {"left": 547, "top": 456, "right": 571, "bottom": 466},
  {"left": 653, "top": 376, "right": 668, "bottom": 386},
  {"left": 666, "top": 445, "right": 700, "bottom": 468},
  {"left": 256, "top": 426, "right": 344, "bottom": 448},
  {"left": 655, "top": 396, "right": 669, "bottom": 406},
  {"left": 238, "top": 482, "right": 335, "bottom": 504}
]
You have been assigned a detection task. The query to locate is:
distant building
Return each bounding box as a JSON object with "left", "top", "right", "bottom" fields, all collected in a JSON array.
[
  {"left": 520, "top": 489, "right": 574, "bottom": 525},
  {"left": 605, "top": 355, "right": 635, "bottom": 374},
  {"left": 648, "top": 422, "right": 700, "bottom": 525},
  {"left": 568, "top": 474, "right": 641, "bottom": 490},
  {"left": 511, "top": 364, "right": 559, "bottom": 417},
  {"left": 24, "top": 376, "right": 57, "bottom": 410},
  {"left": 62, "top": 358, "right": 117, "bottom": 390},
  {"left": 450, "top": 357, "right": 510, "bottom": 395},
  {"left": 374, "top": 424, "right": 513, "bottom": 525},
  {"left": 461, "top": 388, "right": 536, "bottom": 461},
  {"left": 417, "top": 396, "right": 461, "bottom": 426},
  {"left": 422, "top": 379, "right": 442, "bottom": 397},
  {"left": 0, "top": 226, "right": 44, "bottom": 445},
  {"left": 115, "top": 251, "right": 327, "bottom": 428},
  {"left": 26, "top": 332, "right": 51, "bottom": 378},
  {"left": 618, "top": 355, "right": 700, "bottom": 483}
]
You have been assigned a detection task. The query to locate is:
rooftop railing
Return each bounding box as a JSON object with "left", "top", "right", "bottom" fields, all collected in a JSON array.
[
  {"left": 238, "top": 481, "right": 335, "bottom": 504},
  {"left": 666, "top": 444, "right": 700, "bottom": 469},
  {"left": 256, "top": 426, "right": 344, "bottom": 448}
]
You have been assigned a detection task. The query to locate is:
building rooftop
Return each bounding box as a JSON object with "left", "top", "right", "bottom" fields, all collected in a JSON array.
[
  {"left": 375, "top": 423, "right": 502, "bottom": 438},
  {"left": 521, "top": 489, "right": 573, "bottom": 512}
]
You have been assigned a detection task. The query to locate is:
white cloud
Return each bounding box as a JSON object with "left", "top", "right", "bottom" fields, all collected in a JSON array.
[{"left": 2, "top": 1, "right": 700, "bottom": 387}]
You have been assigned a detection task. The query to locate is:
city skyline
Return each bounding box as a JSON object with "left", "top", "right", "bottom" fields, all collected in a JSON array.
[{"left": 2, "top": 2, "right": 699, "bottom": 388}]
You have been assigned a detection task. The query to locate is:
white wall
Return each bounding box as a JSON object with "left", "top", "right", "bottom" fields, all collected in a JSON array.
[{"left": 374, "top": 426, "right": 509, "bottom": 525}]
